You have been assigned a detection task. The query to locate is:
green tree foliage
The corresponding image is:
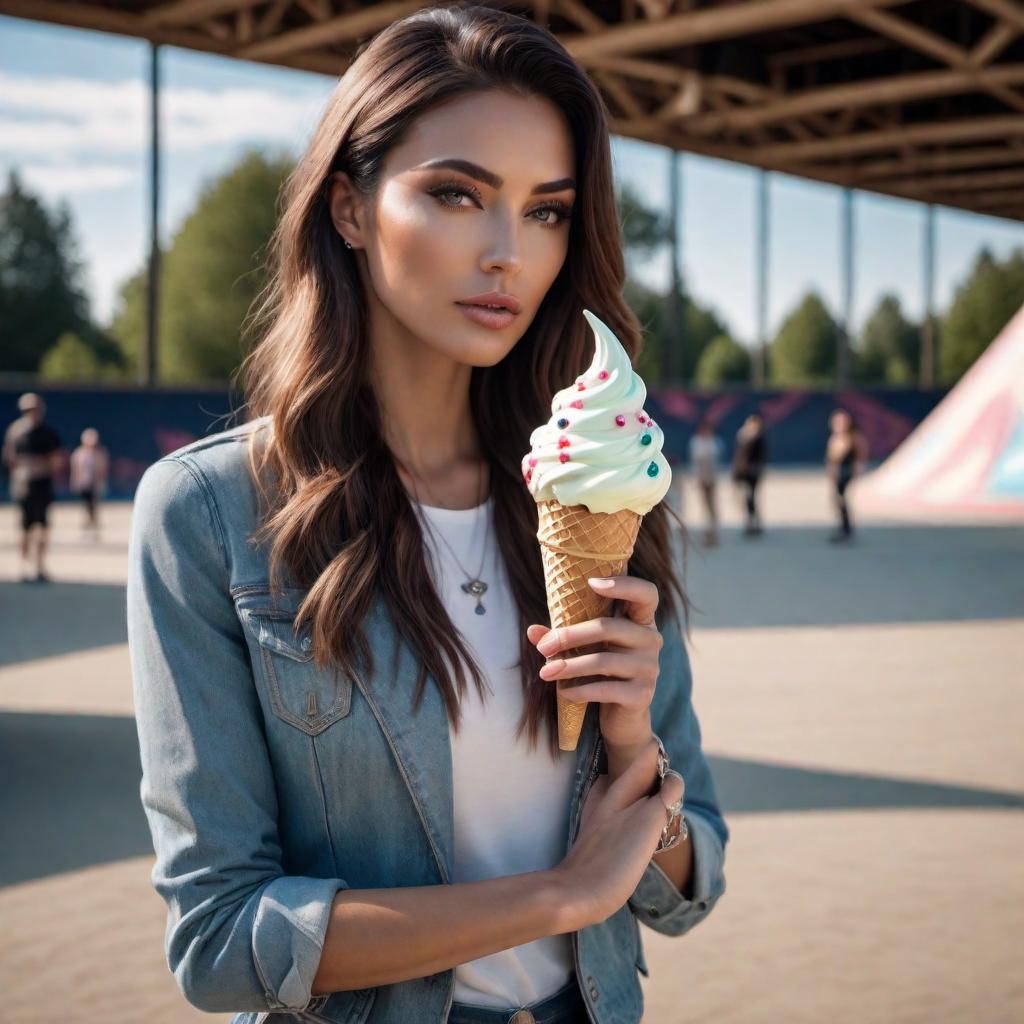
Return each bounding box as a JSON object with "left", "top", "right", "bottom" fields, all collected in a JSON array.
[
  {"left": 940, "top": 247, "right": 1024, "bottom": 383},
  {"left": 617, "top": 180, "right": 672, "bottom": 259},
  {"left": 624, "top": 277, "right": 735, "bottom": 385},
  {"left": 0, "top": 170, "right": 94, "bottom": 372},
  {"left": 769, "top": 291, "right": 839, "bottom": 386},
  {"left": 694, "top": 333, "right": 752, "bottom": 386},
  {"left": 110, "top": 149, "right": 294, "bottom": 382},
  {"left": 855, "top": 293, "right": 921, "bottom": 384}
]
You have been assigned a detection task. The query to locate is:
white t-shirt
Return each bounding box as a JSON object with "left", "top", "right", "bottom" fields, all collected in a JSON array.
[
  {"left": 415, "top": 494, "right": 578, "bottom": 1009},
  {"left": 688, "top": 434, "right": 722, "bottom": 483}
]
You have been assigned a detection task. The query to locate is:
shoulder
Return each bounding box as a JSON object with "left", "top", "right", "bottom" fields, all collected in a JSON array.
[{"left": 134, "top": 415, "right": 272, "bottom": 537}]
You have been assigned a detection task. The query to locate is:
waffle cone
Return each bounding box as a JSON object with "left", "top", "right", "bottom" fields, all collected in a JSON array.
[{"left": 536, "top": 499, "right": 642, "bottom": 750}]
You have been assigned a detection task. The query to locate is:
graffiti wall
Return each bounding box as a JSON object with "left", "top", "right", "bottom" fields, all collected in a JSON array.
[{"left": 1, "top": 384, "right": 946, "bottom": 500}]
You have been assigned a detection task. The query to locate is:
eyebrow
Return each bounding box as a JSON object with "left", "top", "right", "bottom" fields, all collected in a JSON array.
[{"left": 415, "top": 158, "right": 575, "bottom": 195}]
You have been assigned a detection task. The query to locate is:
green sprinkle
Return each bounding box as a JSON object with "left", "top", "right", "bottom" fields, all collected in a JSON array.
[
  {"left": 640, "top": 433, "right": 652, "bottom": 445},
  {"left": 647, "top": 462, "right": 659, "bottom": 477}
]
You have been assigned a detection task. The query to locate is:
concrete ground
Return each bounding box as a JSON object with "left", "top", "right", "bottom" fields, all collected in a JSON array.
[{"left": 1, "top": 471, "right": 1021, "bottom": 1023}]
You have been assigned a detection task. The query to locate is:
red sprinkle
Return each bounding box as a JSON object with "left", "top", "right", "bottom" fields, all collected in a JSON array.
[
  {"left": 615, "top": 414, "right": 626, "bottom": 427},
  {"left": 559, "top": 452, "right": 570, "bottom": 463},
  {"left": 528, "top": 456, "right": 537, "bottom": 467},
  {"left": 525, "top": 468, "right": 532, "bottom": 483},
  {"left": 637, "top": 412, "right": 646, "bottom": 424},
  {"left": 558, "top": 435, "right": 570, "bottom": 448},
  {"left": 598, "top": 370, "right": 609, "bottom": 380},
  {"left": 571, "top": 399, "right": 584, "bottom": 409},
  {"left": 577, "top": 382, "right": 586, "bottom": 391}
]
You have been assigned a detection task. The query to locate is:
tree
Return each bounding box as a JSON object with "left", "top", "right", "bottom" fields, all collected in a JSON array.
[
  {"left": 0, "top": 170, "right": 93, "bottom": 372},
  {"left": 940, "top": 247, "right": 1024, "bottom": 383},
  {"left": 855, "top": 294, "right": 921, "bottom": 384},
  {"left": 617, "top": 180, "right": 672, "bottom": 259},
  {"left": 695, "top": 333, "right": 752, "bottom": 385},
  {"left": 110, "top": 149, "right": 294, "bottom": 382},
  {"left": 769, "top": 291, "right": 839, "bottom": 386}
]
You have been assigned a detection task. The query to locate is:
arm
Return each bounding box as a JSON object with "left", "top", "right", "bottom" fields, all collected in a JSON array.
[
  {"left": 312, "top": 870, "right": 574, "bottom": 994},
  {"left": 626, "top": 611, "right": 728, "bottom": 937},
  {"left": 128, "top": 459, "right": 578, "bottom": 1013}
]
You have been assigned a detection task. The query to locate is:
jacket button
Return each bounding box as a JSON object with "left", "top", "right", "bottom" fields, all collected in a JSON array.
[
  {"left": 697, "top": 900, "right": 708, "bottom": 911},
  {"left": 586, "top": 975, "right": 599, "bottom": 1001},
  {"left": 648, "top": 906, "right": 660, "bottom": 917}
]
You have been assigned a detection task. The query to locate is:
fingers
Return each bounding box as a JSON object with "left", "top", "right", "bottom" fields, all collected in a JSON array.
[
  {"left": 528, "top": 617, "right": 663, "bottom": 657},
  {"left": 587, "top": 575, "right": 659, "bottom": 628}
]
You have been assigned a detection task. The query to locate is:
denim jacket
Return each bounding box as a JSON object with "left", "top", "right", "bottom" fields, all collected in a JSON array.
[{"left": 126, "top": 417, "right": 729, "bottom": 1024}]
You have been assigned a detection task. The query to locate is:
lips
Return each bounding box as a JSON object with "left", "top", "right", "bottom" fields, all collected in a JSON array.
[{"left": 456, "top": 291, "right": 522, "bottom": 314}]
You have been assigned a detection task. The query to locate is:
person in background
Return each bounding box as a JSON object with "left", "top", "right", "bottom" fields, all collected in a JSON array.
[
  {"left": 2, "top": 392, "right": 63, "bottom": 582},
  {"left": 70, "top": 427, "right": 110, "bottom": 539},
  {"left": 688, "top": 418, "right": 723, "bottom": 548},
  {"left": 731, "top": 412, "right": 767, "bottom": 537},
  {"left": 825, "top": 409, "right": 869, "bottom": 544}
]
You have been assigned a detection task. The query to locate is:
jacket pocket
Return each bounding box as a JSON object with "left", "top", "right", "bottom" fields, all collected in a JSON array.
[{"left": 236, "top": 594, "right": 353, "bottom": 737}]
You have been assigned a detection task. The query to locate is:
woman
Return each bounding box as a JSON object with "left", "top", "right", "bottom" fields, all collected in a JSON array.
[
  {"left": 825, "top": 408, "right": 868, "bottom": 543},
  {"left": 127, "top": 7, "right": 728, "bottom": 1024},
  {"left": 731, "top": 412, "right": 767, "bottom": 537},
  {"left": 687, "top": 418, "right": 723, "bottom": 547},
  {"left": 70, "top": 427, "right": 109, "bottom": 537}
]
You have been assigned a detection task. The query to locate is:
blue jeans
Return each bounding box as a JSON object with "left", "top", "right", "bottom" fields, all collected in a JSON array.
[{"left": 447, "top": 978, "right": 590, "bottom": 1023}]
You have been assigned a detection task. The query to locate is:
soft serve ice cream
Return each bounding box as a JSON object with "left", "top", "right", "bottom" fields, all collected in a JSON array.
[
  {"left": 521, "top": 308, "right": 672, "bottom": 514},
  {"left": 522, "top": 309, "right": 673, "bottom": 750}
]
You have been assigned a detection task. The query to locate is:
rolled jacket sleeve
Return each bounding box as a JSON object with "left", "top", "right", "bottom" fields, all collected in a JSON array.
[
  {"left": 628, "top": 608, "right": 729, "bottom": 938},
  {"left": 126, "top": 457, "right": 347, "bottom": 1013}
]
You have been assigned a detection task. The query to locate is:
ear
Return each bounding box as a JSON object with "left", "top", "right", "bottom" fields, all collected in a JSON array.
[{"left": 327, "top": 170, "right": 368, "bottom": 250}]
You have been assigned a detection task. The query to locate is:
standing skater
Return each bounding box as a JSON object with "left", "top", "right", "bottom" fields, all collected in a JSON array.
[
  {"left": 731, "top": 412, "right": 767, "bottom": 537},
  {"left": 825, "top": 409, "right": 868, "bottom": 543},
  {"left": 688, "top": 418, "right": 723, "bottom": 547},
  {"left": 70, "top": 428, "right": 109, "bottom": 538},
  {"left": 126, "top": 8, "right": 728, "bottom": 1024},
  {"left": 2, "top": 392, "right": 62, "bottom": 582}
]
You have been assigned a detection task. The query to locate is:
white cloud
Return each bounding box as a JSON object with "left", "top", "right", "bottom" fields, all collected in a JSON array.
[
  {"left": 0, "top": 70, "right": 326, "bottom": 181},
  {"left": 17, "top": 162, "right": 135, "bottom": 198}
]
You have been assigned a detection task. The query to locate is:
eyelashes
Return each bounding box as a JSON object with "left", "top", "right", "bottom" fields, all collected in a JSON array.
[{"left": 427, "top": 180, "right": 573, "bottom": 228}]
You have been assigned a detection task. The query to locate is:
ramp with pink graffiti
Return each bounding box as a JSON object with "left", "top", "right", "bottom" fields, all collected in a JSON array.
[{"left": 859, "top": 305, "right": 1024, "bottom": 521}]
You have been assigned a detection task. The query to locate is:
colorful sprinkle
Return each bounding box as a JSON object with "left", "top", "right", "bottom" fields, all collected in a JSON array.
[
  {"left": 560, "top": 452, "right": 571, "bottom": 463},
  {"left": 615, "top": 414, "right": 626, "bottom": 427},
  {"left": 571, "top": 399, "right": 584, "bottom": 409},
  {"left": 598, "top": 370, "right": 609, "bottom": 380},
  {"left": 557, "top": 417, "right": 569, "bottom": 428},
  {"left": 646, "top": 462, "right": 659, "bottom": 477},
  {"left": 558, "top": 436, "right": 570, "bottom": 448},
  {"left": 577, "top": 382, "right": 586, "bottom": 391},
  {"left": 640, "top": 433, "right": 652, "bottom": 446},
  {"left": 528, "top": 456, "right": 537, "bottom": 467},
  {"left": 525, "top": 468, "right": 532, "bottom": 483},
  {"left": 637, "top": 412, "right": 646, "bottom": 424}
]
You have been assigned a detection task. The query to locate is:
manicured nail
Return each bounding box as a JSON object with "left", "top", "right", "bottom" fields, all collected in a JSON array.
[{"left": 589, "top": 578, "right": 613, "bottom": 588}]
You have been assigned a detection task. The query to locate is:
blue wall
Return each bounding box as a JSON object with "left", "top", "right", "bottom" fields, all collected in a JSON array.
[{"left": 1, "top": 383, "right": 946, "bottom": 500}]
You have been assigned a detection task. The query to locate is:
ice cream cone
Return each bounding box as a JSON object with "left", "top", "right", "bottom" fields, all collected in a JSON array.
[{"left": 536, "top": 498, "right": 642, "bottom": 750}]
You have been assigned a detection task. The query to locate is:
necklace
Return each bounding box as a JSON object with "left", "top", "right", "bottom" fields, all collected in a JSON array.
[{"left": 403, "top": 458, "right": 491, "bottom": 616}]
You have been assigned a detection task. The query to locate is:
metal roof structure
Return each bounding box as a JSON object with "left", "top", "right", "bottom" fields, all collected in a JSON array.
[{"left": 3, "top": 0, "right": 1024, "bottom": 223}]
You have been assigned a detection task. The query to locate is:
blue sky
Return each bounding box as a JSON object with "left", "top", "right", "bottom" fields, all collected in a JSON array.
[{"left": 3, "top": 13, "right": 1024, "bottom": 347}]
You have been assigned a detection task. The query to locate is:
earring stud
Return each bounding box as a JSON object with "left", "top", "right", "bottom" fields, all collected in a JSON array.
[{"left": 344, "top": 240, "right": 353, "bottom": 249}]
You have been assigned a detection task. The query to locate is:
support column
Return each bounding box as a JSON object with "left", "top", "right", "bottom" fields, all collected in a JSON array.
[
  {"left": 754, "top": 169, "right": 770, "bottom": 387},
  {"left": 143, "top": 42, "right": 161, "bottom": 387},
  {"left": 838, "top": 187, "right": 854, "bottom": 388},
  {"left": 920, "top": 203, "right": 936, "bottom": 387},
  {"left": 667, "top": 148, "right": 684, "bottom": 384}
]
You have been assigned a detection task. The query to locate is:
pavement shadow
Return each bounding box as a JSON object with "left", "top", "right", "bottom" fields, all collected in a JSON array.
[
  {"left": 678, "top": 524, "right": 1024, "bottom": 629},
  {"left": 0, "top": 581, "right": 127, "bottom": 667},
  {"left": 2, "top": 712, "right": 1021, "bottom": 888}
]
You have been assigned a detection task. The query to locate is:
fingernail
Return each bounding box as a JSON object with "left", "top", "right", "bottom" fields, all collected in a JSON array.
[
  {"left": 537, "top": 635, "right": 558, "bottom": 655},
  {"left": 589, "top": 577, "right": 613, "bottom": 588},
  {"left": 539, "top": 660, "right": 564, "bottom": 677}
]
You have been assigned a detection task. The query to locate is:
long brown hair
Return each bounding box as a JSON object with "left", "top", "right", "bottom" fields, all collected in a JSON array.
[{"left": 237, "top": 2, "right": 690, "bottom": 760}]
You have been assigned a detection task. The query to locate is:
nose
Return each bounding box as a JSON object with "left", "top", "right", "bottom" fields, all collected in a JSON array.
[{"left": 481, "top": 214, "right": 523, "bottom": 276}]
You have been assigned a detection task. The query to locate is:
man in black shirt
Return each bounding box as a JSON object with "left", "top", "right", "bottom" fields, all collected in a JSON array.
[{"left": 2, "top": 392, "right": 63, "bottom": 582}]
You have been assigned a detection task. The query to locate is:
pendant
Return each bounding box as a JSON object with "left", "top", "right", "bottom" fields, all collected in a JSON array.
[{"left": 461, "top": 578, "right": 488, "bottom": 615}]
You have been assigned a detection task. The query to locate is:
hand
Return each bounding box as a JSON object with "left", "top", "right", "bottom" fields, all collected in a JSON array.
[
  {"left": 553, "top": 736, "right": 684, "bottom": 928},
  {"left": 527, "top": 575, "right": 663, "bottom": 757}
]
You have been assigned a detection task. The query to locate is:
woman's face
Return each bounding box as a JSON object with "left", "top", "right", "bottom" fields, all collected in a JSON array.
[{"left": 330, "top": 88, "right": 576, "bottom": 366}]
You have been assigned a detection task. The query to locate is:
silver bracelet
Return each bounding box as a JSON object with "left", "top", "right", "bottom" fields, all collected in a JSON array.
[{"left": 652, "top": 733, "right": 687, "bottom": 853}]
